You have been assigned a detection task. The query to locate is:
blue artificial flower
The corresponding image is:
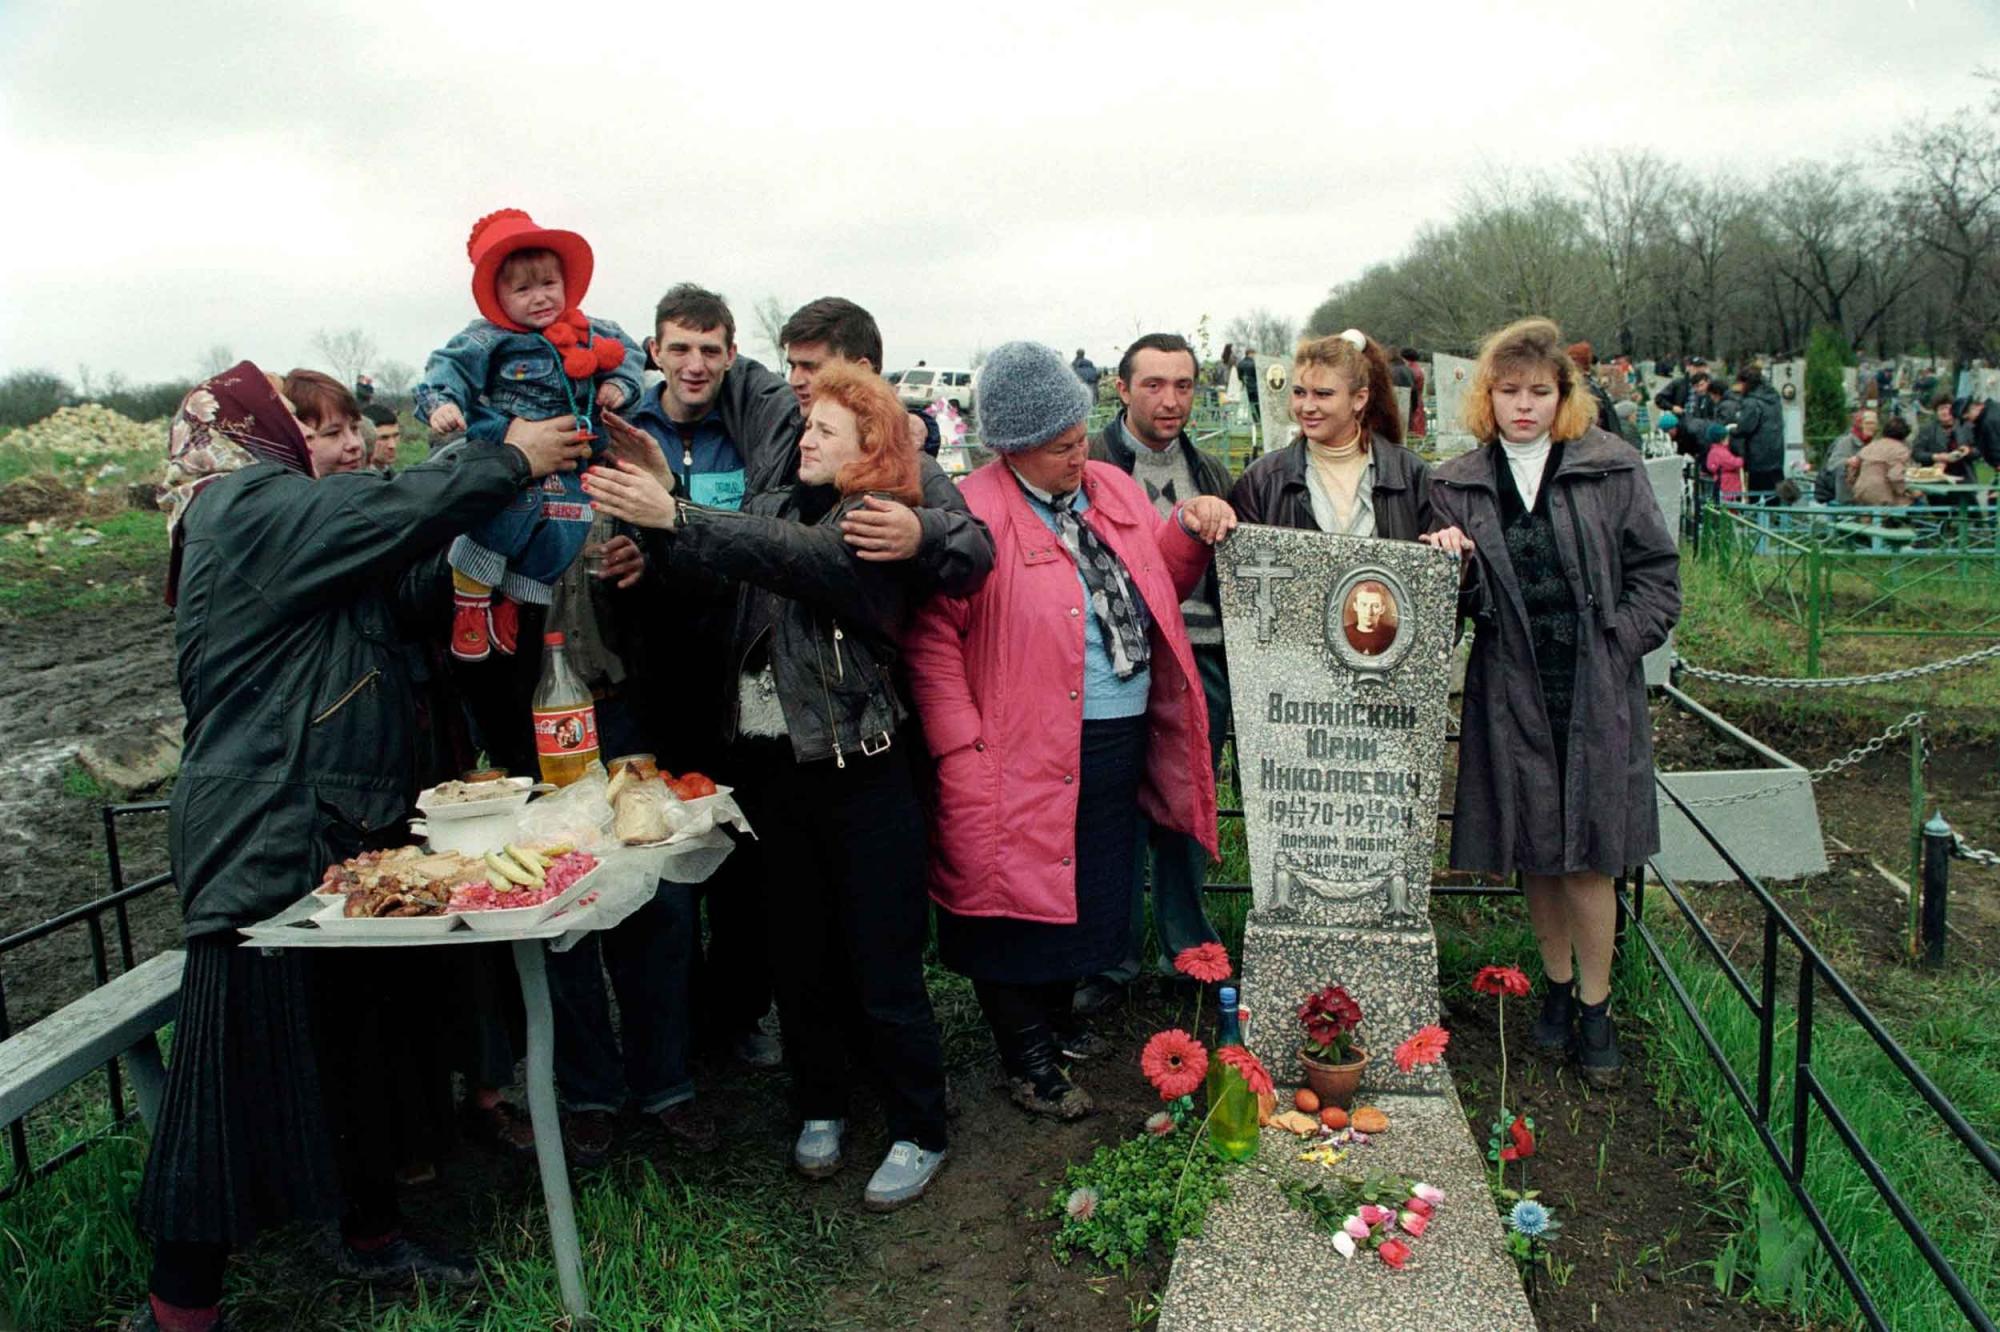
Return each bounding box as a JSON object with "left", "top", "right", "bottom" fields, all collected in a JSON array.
[{"left": 1508, "top": 1199, "right": 1551, "bottom": 1238}]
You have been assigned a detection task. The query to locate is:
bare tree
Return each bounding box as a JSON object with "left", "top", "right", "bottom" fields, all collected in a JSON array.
[
  {"left": 373, "top": 359, "right": 416, "bottom": 403},
  {"left": 1575, "top": 151, "right": 1679, "bottom": 356},
  {"left": 197, "top": 344, "right": 237, "bottom": 377},
  {"left": 310, "top": 328, "right": 379, "bottom": 388},
  {"left": 1224, "top": 309, "right": 1298, "bottom": 354},
  {"left": 1895, "top": 101, "right": 2000, "bottom": 360},
  {"left": 750, "top": 296, "right": 788, "bottom": 363}
]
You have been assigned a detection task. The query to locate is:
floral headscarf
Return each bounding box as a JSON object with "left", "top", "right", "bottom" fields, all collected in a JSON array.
[{"left": 160, "top": 360, "right": 313, "bottom": 606}]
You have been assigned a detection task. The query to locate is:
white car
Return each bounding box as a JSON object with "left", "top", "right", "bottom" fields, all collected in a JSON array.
[{"left": 896, "top": 367, "right": 974, "bottom": 412}]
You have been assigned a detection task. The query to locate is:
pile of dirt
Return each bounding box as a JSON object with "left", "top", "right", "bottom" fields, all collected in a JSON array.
[
  {"left": 1, "top": 403, "right": 160, "bottom": 458},
  {"left": 0, "top": 475, "right": 88, "bottom": 523}
]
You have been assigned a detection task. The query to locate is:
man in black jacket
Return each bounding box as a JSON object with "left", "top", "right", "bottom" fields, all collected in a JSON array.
[{"left": 1074, "top": 333, "right": 1230, "bottom": 1017}]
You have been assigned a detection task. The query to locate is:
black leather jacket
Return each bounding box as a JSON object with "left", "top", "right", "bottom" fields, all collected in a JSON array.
[
  {"left": 647, "top": 486, "right": 913, "bottom": 766},
  {"left": 1226, "top": 434, "right": 1434, "bottom": 539}
]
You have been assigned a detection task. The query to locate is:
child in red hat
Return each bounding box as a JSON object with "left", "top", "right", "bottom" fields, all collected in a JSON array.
[{"left": 415, "top": 209, "right": 645, "bottom": 660}]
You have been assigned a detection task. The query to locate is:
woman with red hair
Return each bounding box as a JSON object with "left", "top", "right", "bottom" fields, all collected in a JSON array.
[
  {"left": 282, "top": 368, "right": 369, "bottom": 476},
  {"left": 584, "top": 364, "right": 950, "bottom": 1211}
]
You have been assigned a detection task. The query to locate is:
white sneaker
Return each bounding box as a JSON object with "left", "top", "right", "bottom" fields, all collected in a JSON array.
[
  {"left": 793, "top": 1119, "right": 846, "bottom": 1178},
  {"left": 863, "top": 1140, "right": 947, "bottom": 1212}
]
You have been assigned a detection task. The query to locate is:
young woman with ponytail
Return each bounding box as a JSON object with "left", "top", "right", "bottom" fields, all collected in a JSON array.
[{"left": 1226, "top": 329, "right": 1435, "bottom": 539}]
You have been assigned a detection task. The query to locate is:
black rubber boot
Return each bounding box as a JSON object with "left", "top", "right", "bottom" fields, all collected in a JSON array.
[
  {"left": 1008, "top": 1026, "right": 1095, "bottom": 1121},
  {"left": 1533, "top": 978, "right": 1576, "bottom": 1052},
  {"left": 1573, "top": 997, "right": 1625, "bottom": 1088}
]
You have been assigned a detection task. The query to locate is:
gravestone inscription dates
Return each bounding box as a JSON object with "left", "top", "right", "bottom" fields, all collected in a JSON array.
[{"left": 1220, "top": 526, "right": 1458, "bottom": 1093}]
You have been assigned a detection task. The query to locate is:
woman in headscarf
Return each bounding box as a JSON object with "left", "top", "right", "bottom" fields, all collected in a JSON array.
[
  {"left": 1227, "top": 329, "right": 1432, "bottom": 540},
  {"left": 131, "top": 363, "right": 587, "bottom": 1332},
  {"left": 1424, "top": 319, "right": 1680, "bottom": 1089},
  {"left": 903, "top": 341, "right": 1235, "bottom": 1120}
]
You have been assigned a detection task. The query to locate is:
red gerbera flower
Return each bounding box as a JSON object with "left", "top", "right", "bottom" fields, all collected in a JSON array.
[
  {"left": 1472, "top": 965, "right": 1532, "bottom": 999},
  {"left": 1173, "top": 942, "right": 1233, "bottom": 984},
  {"left": 1393, "top": 1024, "right": 1451, "bottom": 1073},
  {"left": 1216, "top": 1045, "right": 1274, "bottom": 1097},
  {"left": 1140, "top": 1029, "right": 1209, "bottom": 1101}
]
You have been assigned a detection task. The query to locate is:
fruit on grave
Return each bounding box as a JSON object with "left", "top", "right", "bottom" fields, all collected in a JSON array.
[
  {"left": 1293, "top": 1088, "right": 1320, "bottom": 1113},
  {"left": 1320, "top": 1106, "right": 1348, "bottom": 1130},
  {"left": 1352, "top": 1106, "right": 1390, "bottom": 1133}
]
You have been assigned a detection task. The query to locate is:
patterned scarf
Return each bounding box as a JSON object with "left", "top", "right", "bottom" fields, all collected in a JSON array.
[
  {"left": 1021, "top": 474, "right": 1152, "bottom": 679},
  {"left": 159, "top": 361, "right": 313, "bottom": 606}
]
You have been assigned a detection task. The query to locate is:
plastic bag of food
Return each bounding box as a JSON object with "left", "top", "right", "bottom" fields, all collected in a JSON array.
[{"left": 514, "top": 762, "right": 616, "bottom": 852}]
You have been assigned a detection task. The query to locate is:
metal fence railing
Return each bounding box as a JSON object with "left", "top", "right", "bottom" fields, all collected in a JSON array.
[
  {"left": 1622, "top": 778, "right": 1999, "bottom": 1331},
  {"left": 0, "top": 800, "right": 173, "bottom": 1199}
]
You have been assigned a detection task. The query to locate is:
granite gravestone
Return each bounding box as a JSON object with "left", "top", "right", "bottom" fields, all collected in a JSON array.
[
  {"left": 1219, "top": 527, "right": 1458, "bottom": 1094},
  {"left": 1430, "top": 353, "right": 1476, "bottom": 454},
  {"left": 1254, "top": 355, "right": 1293, "bottom": 456}
]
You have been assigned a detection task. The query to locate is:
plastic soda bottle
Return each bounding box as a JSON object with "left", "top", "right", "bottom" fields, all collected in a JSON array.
[
  {"left": 532, "top": 632, "right": 600, "bottom": 787},
  {"left": 1205, "top": 984, "right": 1260, "bottom": 1162}
]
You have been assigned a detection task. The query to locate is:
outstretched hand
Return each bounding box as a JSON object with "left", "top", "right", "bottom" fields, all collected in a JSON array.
[
  {"left": 1179, "top": 495, "right": 1238, "bottom": 545},
  {"left": 599, "top": 412, "right": 673, "bottom": 488},
  {"left": 581, "top": 458, "right": 679, "bottom": 530}
]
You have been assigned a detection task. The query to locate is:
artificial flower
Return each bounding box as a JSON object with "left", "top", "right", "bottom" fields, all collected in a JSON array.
[
  {"left": 1144, "top": 1110, "right": 1176, "bottom": 1137},
  {"left": 1358, "top": 1204, "right": 1393, "bottom": 1228},
  {"left": 1332, "top": 1230, "right": 1357, "bottom": 1259},
  {"left": 1173, "top": 941, "right": 1232, "bottom": 984},
  {"left": 1472, "top": 965, "right": 1532, "bottom": 998},
  {"left": 1064, "top": 1186, "right": 1099, "bottom": 1222},
  {"left": 1216, "top": 1045, "right": 1274, "bottom": 1097},
  {"left": 1342, "top": 1215, "right": 1370, "bottom": 1240},
  {"left": 1393, "top": 1024, "right": 1451, "bottom": 1073},
  {"left": 1397, "top": 1210, "right": 1429, "bottom": 1238},
  {"left": 1499, "top": 1116, "right": 1536, "bottom": 1162},
  {"left": 1141, "top": 1029, "right": 1209, "bottom": 1101},
  {"left": 1411, "top": 1182, "right": 1445, "bottom": 1205},
  {"left": 1297, "top": 984, "right": 1364, "bottom": 1060},
  {"left": 1377, "top": 1237, "right": 1412, "bottom": 1269},
  {"left": 1507, "top": 1199, "right": 1551, "bottom": 1238},
  {"left": 1403, "top": 1196, "right": 1434, "bottom": 1219}
]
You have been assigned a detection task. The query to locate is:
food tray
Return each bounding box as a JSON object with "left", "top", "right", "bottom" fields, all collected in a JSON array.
[
  {"left": 455, "top": 860, "right": 603, "bottom": 933},
  {"left": 311, "top": 897, "right": 463, "bottom": 937},
  {"left": 416, "top": 777, "right": 535, "bottom": 823}
]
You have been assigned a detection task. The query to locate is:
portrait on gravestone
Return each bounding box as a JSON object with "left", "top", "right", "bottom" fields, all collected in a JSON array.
[{"left": 1338, "top": 578, "right": 1399, "bottom": 659}]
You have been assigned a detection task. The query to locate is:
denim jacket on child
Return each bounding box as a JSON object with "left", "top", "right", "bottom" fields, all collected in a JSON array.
[
  {"left": 415, "top": 316, "right": 646, "bottom": 436},
  {"left": 417, "top": 317, "right": 645, "bottom": 602}
]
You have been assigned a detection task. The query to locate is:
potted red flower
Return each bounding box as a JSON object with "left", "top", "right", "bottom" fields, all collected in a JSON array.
[{"left": 1296, "top": 982, "right": 1368, "bottom": 1109}]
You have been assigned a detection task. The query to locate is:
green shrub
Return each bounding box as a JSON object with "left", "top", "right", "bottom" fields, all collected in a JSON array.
[{"left": 1804, "top": 325, "right": 1852, "bottom": 462}]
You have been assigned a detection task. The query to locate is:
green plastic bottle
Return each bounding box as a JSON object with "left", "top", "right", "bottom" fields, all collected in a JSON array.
[{"left": 1205, "top": 985, "right": 1260, "bottom": 1161}]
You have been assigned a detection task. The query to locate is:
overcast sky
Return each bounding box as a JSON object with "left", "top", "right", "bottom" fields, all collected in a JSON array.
[{"left": 4, "top": 0, "right": 1998, "bottom": 388}]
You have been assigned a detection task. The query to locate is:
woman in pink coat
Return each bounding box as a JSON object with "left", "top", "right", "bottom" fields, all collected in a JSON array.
[{"left": 905, "top": 341, "right": 1236, "bottom": 1119}]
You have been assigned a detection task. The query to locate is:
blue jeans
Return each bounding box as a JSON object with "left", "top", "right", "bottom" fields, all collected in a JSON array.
[
  {"left": 1103, "top": 643, "right": 1229, "bottom": 984},
  {"left": 545, "top": 693, "right": 696, "bottom": 1112}
]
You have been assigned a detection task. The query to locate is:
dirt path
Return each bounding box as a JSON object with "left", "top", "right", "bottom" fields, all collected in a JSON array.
[{"left": 0, "top": 592, "right": 179, "bottom": 1027}]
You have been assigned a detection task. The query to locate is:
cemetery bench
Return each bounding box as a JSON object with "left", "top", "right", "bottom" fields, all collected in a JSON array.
[
  {"left": 0, "top": 949, "right": 181, "bottom": 1132},
  {"left": 1827, "top": 518, "right": 1919, "bottom": 552}
]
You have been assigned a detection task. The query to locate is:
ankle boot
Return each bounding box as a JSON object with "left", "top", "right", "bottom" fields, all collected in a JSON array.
[
  {"left": 1533, "top": 978, "right": 1575, "bottom": 1052},
  {"left": 1007, "top": 1025, "right": 1094, "bottom": 1121},
  {"left": 1573, "top": 997, "right": 1624, "bottom": 1087}
]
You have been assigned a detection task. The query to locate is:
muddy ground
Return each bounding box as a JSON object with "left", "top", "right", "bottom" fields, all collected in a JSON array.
[{"left": 3, "top": 564, "right": 1995, "bottom": 1329}]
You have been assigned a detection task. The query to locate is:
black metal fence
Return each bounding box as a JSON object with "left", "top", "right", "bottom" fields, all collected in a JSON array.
[
  {"left": 0, "top": 800, "right": 173, "bottom": 1200},
  {"left": 1622, "top": 779, "right": 1998, "bottom": 1331}
]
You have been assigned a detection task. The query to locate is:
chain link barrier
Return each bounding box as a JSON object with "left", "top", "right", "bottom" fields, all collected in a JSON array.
[
  {"left": 1671, "top": 639, "right": 2000, "bottom": 690},
  {"left": 1676, "top": 711, "right": 1928, "bottom": 809},
  {"left": 1950, "top": 830, "right": 2000, "bottom": 868}
]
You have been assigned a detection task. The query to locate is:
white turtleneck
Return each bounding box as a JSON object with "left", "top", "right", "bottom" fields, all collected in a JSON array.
[{"left": 1502, "top": 432, "right": 1553, "bottom": 510}]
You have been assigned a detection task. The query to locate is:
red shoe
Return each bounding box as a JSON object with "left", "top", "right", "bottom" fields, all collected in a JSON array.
[
  {"left": 490, "top": 595, "right": 520, "bottom": 655},
  {"left": 451, "top": 594, "right": 491, "bottom": 661}
]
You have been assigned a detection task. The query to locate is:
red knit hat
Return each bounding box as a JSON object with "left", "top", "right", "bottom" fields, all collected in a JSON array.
[{"left": 466, "top": 209, "right": 595, "bottom": 332}]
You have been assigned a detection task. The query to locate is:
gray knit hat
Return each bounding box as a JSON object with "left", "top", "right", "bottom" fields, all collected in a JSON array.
[{"left": 976, "top": 341, "right": 1094, "bottom": 453}]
